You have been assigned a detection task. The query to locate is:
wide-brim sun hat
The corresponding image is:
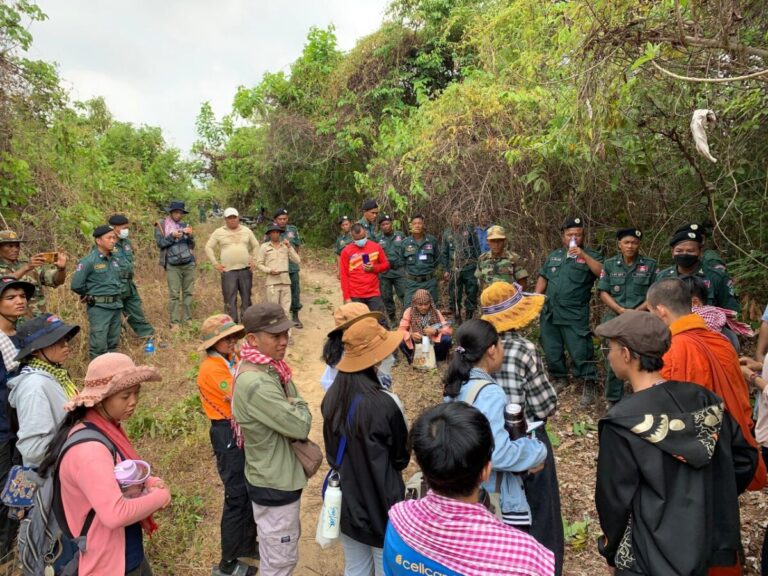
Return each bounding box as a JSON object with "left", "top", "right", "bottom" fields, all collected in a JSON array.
[
  {"left": 199, "top": 314, "right": 245, "bottom": 351},
  {"left": 15, "top": 313, "right": 80, "bottom": 362},
  {"left": 65, "top": 353, "right": 161, "bottom": 410},
  {"left": 480, "top": 281, "right": 545, "bottom": 332},
  {"left": 336, "top": 316, "right": 402, "bottom": 373},
  {"left": 327, "top": 302, "right": 384, "bottom": 337},
  {"left": 265, "top": 223, "right": 285, "bottom": 234}
]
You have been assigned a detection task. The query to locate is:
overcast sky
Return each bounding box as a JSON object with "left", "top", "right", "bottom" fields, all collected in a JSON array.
[{"left": 27, "top": 0, "right": 390, "bottom": 153}]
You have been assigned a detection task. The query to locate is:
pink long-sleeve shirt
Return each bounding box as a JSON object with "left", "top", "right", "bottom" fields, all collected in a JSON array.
[{"left": 59, "top": 428, "right": 171, "bottom": 575}]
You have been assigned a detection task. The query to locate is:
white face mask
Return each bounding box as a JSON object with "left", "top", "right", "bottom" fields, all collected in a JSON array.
[{"left": 118, "top": 229, "right": 129, "bottom": 239}]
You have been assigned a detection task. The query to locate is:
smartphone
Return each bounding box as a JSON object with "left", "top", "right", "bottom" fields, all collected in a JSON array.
[
  {"left": 39, "top": 252, "right": 57, "bottom": 264},
  {"left": 362, "top": 253, "right": 370, "bottom": 265}
]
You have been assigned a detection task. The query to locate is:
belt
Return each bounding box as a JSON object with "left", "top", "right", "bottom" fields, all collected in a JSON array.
[
  {"left": 89, "top": 295, "right": 121, "bottom": 304},
  {"left": 210, "top": 419, "right": 231, "bottom": 427},
  {"left": 407, "top": 274, "right": 432, "bottom": 282}
]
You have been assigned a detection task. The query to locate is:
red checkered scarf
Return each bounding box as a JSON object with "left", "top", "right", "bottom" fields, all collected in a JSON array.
[
  {"left": 693, "top": 305, "right": 754, "bottom": 337},
  {"left": 230, "top": 341, "right": 293, "bottom": 448}
]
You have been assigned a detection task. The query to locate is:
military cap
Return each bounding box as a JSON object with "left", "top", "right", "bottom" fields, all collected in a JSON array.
[
  {"left": 338, "top": 215, "right": 351, "bottom": 225},
  {"left": 560, "top": 217, "right": 584, "bottom": 230},
  {"left": 669, "top": 229, "right": 703, "bottom": 247},
  {"left": 108, "top": 214, "right": 129, "bottom": 226},
  {"left": 594, "top": 310, "right": 670, "bottom": 358},
  {"left": 486, "top": 225, "right": 506, "bottom": 241},
  {"left": 93, "top": 225, "right": 114, "bottom": 238},
  {"left": 616, "top": 228, "right": 642, "bottom": 240},
  {"left": 379, "top": 214, "right": 392, "bottom": 223},
  {"left": 0, "top": 230, "right": 25, "bottom": 244},
  {"left": 674, "top": 223, "right": 708, "bottom": 236},
  {"left": 362, "top": 199, "right": 378, "bottom": 211},
  {"left": 273, "top": 208, "right": 288, "bottom": 219}
]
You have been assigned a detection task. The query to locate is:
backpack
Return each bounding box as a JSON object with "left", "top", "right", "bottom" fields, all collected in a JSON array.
[{"left": 17, "top": 425, "right": 116, "bottom": 576}]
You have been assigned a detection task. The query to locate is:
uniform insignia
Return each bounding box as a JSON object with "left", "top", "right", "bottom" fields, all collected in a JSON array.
[
  {"left": 76, "top": 263, "right": 83, "bottom": 271},
  {"left": 574, "top": 218, "right": 581, "bottom": 224},
  {"left": 687, "top": 232, "right": 696, "bottom": 239},
  {"left": 600, "top": 270, "right": 606, "bottom": 278},
  {"left": 424, "top": 244, "right": 432, "bottom": 250},
  {"left": 94, "top": 263, "right": 107, "bottom": 270},
  {"left": 638, "top": 266, "right": 648, "bottom": 272},
  {"left": 288, "top": 232, "right": 295, "bottom": 238},
  {"left": 614, "top": 285, "right": 621, "bottom": 292},
  {"left": 690, "top": 224, "right": 699, "bottom": 230},
  {"left": 576, "top": 257, "right": 586, "bottom": 264},
  {"left": 703, "top": 280, "right": 711, "bottom": 287}
]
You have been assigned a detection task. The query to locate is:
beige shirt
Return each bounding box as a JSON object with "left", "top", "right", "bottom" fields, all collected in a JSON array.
[
  {"left": 256, "top": 241, "right": 300, "bottom": 285},
  {"left": 205, "top": 225, "right": 260, "bottom": 271}
]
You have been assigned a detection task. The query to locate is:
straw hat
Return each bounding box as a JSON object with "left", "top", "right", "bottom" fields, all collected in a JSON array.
[
  {"left": 327, "top": 302, "right": 383, "bottom": 337},
  {"left": 480, "top": 282, "right": 545, "bottom": 332},
  {"left": 199, "top": 314, "right": 245, "bottom": 351},
  {"left": 65, "top": 353, "right": 161, "bottom": 410},
  {"left": 336, "top": 317, "right": 402, "bottom": 372}
]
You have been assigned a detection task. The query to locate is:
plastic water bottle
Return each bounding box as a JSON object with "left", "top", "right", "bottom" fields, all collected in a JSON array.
[
  {"left": 567, "top": 236, "right": 578, "bottom": 258},
  {"left": 144, "top": 339, "right": 155, "bottom": 354},
  {"left": 322, "top": 476, "right": 342, "bottom": 539},
  {"left": 504, "top": 403, "right": 527, "bottom": 440}
]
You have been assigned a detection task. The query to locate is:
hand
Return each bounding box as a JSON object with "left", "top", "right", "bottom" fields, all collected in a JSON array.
[
  {"left": 362, "top": 263, "right": 374, "bottom": 272},
  {"left": 423, "top": 327, "right": 437, "bottom": 337},
  {"left": 215, "top": 264, "right": 225, "bottom": 273},
  {"left": 740, "top": 356, "right": 763, "bottom": 371},
  {"left": 568, "top": 245, "right": 583, "bottom": 258},
  {"left": 183, "top": 227, "right": 193, "bottom": 235},
  {"left": 28, "top": 255, "right": 46, "bottom": 268},
  {"left": 617, "top": 307, "right": 627, "bottom": 315},
  {"left": 344, "top": 299, "right": 351, "bottom": 304},
  {"left": 54, "top": 251, "right": 67, "bottom": 269},
  {"left": 283, "top": 239, "right": 290, "bottom": 247},
  {"left": 412, "top": 332, "right": 423, "bottom": 342},
  {"left": 443, "top": 271, "right": 450, "bottom": 281},
  {"left": 270, "top": 269, "right": 279, "bottom": 275},
  {"left": 172, "top": 230, "right": 183, "bottom": 239},
  {"left": 528, "top": 463, "right": 546, "bottom": 474},
  {"left": 249, "top": 260, "right": 256, "bottom": 271}
]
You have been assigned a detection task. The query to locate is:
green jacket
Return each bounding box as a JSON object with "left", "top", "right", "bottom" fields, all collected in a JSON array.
[
  {"left": 281, "top": 225, "right": 301, "bottom": 272},
  {"left": 378, "top": 230, "right": 406, "bottom": 278},
  {"left": 655, "top": 263, "right": 740, "bottom": 313},
  {"left": 539, "top": 246, "right": 604, "bottom": 323},
  {"left": 440, "top": 225, "right": 480, "bottom": 271},
  {"left": 232, "top": 363, "right": 312, "bottom": 492},
  {"left": 113, "top": 238, "right": 135, "bottom": 278},
  {"left": 335, "top": 233, "right": 352, "bottom": 256},
  {"left": 702, "top": 248, "right": 726, "bottom": 271},
  {"left": 400, "top": 234, "right": 439, "bottom": 277},
  {"left": 70, "top": 248, "right": 124, "bottom": 308},
  {"left": 357, "top": 217, "right": 377, "bottom": 240},
  {"left": 597, "top": 254, "right": 657, "bottom": 317}
]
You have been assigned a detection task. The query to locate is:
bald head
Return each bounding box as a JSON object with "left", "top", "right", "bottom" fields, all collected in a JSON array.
[{"left": 647, "top": 278, "right": 692, "bottom": 324}]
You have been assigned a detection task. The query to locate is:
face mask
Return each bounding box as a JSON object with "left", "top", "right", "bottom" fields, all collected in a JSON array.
[
  {"left": 354, "top": 238, "right": 367, "bottom": 248},
  {"left": 673, "top": 254, "right": 699, "bottom": 269},
  {"left": 118, "top": 229, "right": 129, "bottom": 239}
]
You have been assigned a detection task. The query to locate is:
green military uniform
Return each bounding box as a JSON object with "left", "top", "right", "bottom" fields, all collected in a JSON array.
[
  {"left": 113, "top": 237, "right": 154, "bottom": 338},
  {"left": 71, "top": 247, "right": 124, "bottom": 359},
  {"left": 539, "top": 246, "right": 604, "bottom": 381},
  {"left": 281, "top": 224, "right": 302, "bottom": 312},
  {"left": 441, "top": 224, "right": 480, "bottom": 317},
  {"left": 655, "top": 263, "right": 740, "bottom": 313},
  {"left": 334, "top": 233, "right": 352, "bottom": 256},
  {"left": 400, "top": 234, "right": 440, "bottom": 307},
  {"left": 475, "top": 250, "right": 529, "bottom": 291},
  {"left": 378, "top": 228, "right": 407, "bottom": 324},
  {"left": 702, "top": 248, "right": 726, "bottom": 271},
  {"left": 357, "top": 217, "right": 377, "bottom": 240},
  {"left": 0, "top": 259, "right": 60, "bottom": 317},
  {"left": 597, "top": 254, "right": 658, "bottom": 401}
]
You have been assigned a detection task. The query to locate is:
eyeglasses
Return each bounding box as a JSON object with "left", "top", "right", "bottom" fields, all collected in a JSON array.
[{"left": 600, "top": 345, "right": 612, "bottom": 354}]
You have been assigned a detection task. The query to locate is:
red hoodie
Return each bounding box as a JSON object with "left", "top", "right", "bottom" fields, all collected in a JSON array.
[{"left": 339, "top": 239, "right": 390, "bottom": 300}]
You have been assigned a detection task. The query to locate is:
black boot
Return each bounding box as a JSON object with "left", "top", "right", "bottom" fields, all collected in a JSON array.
[{"left": 292, "top": 311, "right": 303, "bottom": 329}]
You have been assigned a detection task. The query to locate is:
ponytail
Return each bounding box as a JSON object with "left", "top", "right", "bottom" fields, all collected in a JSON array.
[
  {"left": 321, "top": 330, "right": 344, "bottom": 367},
  {"left": 443, "top": 319, "right": 499, "bottom": 398}
]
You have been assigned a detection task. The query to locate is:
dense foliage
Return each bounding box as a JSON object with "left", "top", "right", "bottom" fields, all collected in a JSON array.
[{"left": 196, "top": 0, "right": 768, "bottom": 309}]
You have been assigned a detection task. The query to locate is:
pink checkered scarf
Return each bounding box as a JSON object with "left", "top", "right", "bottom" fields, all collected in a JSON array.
[
  {"left": 230, "top": 342, "right": 293, "bottom": 448},
  {"left": 388, "top": 492, "right": 555, "bottom": 576},
  {"left": 693, "top": 305, "right": 754, "bottom": 337}
]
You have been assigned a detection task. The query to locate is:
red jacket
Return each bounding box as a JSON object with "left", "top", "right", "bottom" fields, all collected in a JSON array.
[{"left": 339, "top": 240, "right": 390, "bottom": 300}]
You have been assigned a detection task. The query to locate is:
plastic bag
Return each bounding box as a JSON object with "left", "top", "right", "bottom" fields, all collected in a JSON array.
[{"left": 412, "top": 338, "right": 436, "bottom": 370}]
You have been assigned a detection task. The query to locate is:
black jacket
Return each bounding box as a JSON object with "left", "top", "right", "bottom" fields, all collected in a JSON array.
[
  {"left": 323, "top": 390, "right": 409, "bottom": 547},
  {"left": 595, "top": 380, "right": 757, "bottom": 575}
]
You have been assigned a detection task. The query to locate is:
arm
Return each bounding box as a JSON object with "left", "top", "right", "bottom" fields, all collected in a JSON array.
[
  {"left": 599, "top": 290, "right": 626, "bottom": 315},
  {"left": 233, "top": 375, "right": 312, "bottom": 440},
  {"left": 204, "top": 231, "right": 220, "bottom": 266},
  {"left": 69, "top": 260, "right": 91, "bottom": 296},
  {"left": 757, "top": 320, "right": 768, "bottom": 362},
  {"left": 534, "top": 276, "right": 548, "bottom": 294},
  {"left": 288, "top": 244, "right": 300, "bottom": 265},
  {"left": 13, "top": 377, "right": 67, "bottom": 466},
  {"left": 399, "top": 308, "right": 414, "bottom": 345},
  {"left": 248, "top": 230, "right": 260, "bottom": 259},
  {"left": 578, "top": 248, "right": 603, "bottom": 277},
  {"left": 388, "top": 402, "right": 410, "bottom": 471},
  {"left": 154, "top": 223, "right": 177, "bottom": 249},
  {"left": 256, "top": 245, "right": 271, "bottom": 274},
  {"left": 61, "top": 442, "right": 170, "bottom": 530}
]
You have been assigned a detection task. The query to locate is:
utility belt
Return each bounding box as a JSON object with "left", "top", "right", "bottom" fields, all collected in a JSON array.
[
  {"left": 407, "top": 274, "right": 433, "bottom": 283},
  {"left": 121, "top": 273, "right": 134, "bottom": 281},
  {"left": 85, "top": 294, "right": 121, "bottom": 305}
]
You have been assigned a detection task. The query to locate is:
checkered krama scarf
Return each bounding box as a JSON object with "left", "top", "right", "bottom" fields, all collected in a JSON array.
[{"left": 409, "top": 289, "right": 440, "bottom": 334}]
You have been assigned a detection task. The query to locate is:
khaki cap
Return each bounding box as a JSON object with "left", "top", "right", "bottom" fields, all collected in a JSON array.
[
  {"left": 486, "top": 225, "right": 506, "bottom": 241},
  {"left": 0, "top": 230, "right": 25, "bottom": 244}
]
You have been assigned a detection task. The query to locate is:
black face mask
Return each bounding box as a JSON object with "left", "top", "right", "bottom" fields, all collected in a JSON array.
[{"left": 673, "top": 254, "right": 699, "bottom": 269}]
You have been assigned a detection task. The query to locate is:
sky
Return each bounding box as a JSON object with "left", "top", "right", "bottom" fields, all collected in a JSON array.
[{"left": 27, "top": 0, "right": 390, "bottom": 153}]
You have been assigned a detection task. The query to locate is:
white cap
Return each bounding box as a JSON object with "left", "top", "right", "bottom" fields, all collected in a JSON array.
[{"left": 223, "top": 207, "right": 239, "bottom": 218}]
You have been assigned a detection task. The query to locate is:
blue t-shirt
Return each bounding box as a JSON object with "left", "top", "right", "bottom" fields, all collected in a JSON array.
[{"left": 383, "top": 523, "right": 461, "bottom": 576}]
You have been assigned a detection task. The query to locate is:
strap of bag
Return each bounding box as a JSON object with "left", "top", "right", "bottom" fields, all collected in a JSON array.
[
  {"left": 464, "top": 379, "right": 494, "bottom": 406},
  {"left": 334, "top": 395, "right": 362, "bottom": 468}
]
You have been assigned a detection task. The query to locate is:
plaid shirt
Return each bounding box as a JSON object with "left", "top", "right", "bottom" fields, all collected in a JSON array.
[{"left": 495, "top": 332, "right": 557, "bottom": 421}]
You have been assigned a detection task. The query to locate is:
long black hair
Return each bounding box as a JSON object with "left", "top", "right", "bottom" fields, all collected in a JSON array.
[
  {"left": 321, "top": 330, "right": 344, "bottom": 367},
  {"left": 321, "top": 367, "right": 383, "bottom": 436},
  {"left": 443, "top": 319, "right": 499, "bottom": 398},
  {"left": 38, "top": 406, "right": 87, "bottom": 478}
]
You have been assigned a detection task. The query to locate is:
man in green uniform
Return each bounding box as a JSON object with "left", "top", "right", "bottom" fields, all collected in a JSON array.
[
  {"left": 441, "top": 210, "right": 480, "bottom": 322},
  {"left": 475, "top": 225, "right": 530, "bottom": 291},
  {"left": 597, "top": 228, "right": 658, "bottom": 406},
  {"left": 672, "top": 223, "right": 726, "bottom": 271},
  {"left": 377, "top": 214, "right": 407, "bottom": 325},
  {"left": 0, "top": 230, "right": 67, "bottom": 317},
  {"left": 358, "top": 199, "right": 379, "bottom": 239},
  {"left": 334, "top": 215, "right": 353, "bottom": 256},
  {"left": 655, "top": 228, "right": 740, "bottom": 313},
  {"left": 108, "top": 214, "right": 155, "bottom": 342},
  {"left": 535, "top": 217, "right": 604, "bottom": 406},
  {"left": 71, "top": 225, "right": 125, "bottom": 359},
  {"left": 400, "top": 213, "right": 440, "bottom": 307},
  {"left": 274, "top": 208, "right": 303, "bottom": 328}
]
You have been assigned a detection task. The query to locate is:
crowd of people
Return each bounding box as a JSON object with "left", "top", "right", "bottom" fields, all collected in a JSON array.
[{"left": 0, "top": 199, "right": 765, "bottom": 576}]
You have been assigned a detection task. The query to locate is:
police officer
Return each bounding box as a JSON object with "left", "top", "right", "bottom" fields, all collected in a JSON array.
[
  {"left": 358, "top": 199, "right": 379, "bottom": 239},
  {"left": 597, "top": 228, "right": 658, "bottom": 406},
  {"left": 71, "top": 225, "right": 124, "bottom": 359},
  {"left": 0, "top": 230, "right": 66, "bottom": 317},
  {"left": 108, "top": 214, "right": 156, "bottom": 342},
  {"left": 400, "top": 213, "right": 439, "bottom": 307},
  {"left": 655, "top": 228, "right": 740, "bottom": 313},
  {"left": 273, "top": 209, "right": 303, "bottom": 328},
  {"left": 673, "top": 223, "right": 726, "bottom": 270},
  {"left": 475, "top": 225, "right": 530, "bottom": 291},
  {"left": 535, "top": 217, "right": 604, "bottom": 406},
  {"left": 335, "top": 215, "right": 353, "bottom": 256},
  {"left": 378, "top": 214, "right": 407, "bottom": 325},
  {"left": 441, "top": 210, "right": 480, "bottom": 322}
]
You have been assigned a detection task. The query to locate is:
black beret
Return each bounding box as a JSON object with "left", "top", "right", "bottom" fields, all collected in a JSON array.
[
  {"left": 670, "top": 229, "right": 703, "bottom": 247},
  {"left": 362, "top": 199, "right": 378, "bottom": 211},
  {"left": 673, "top": 223, "right": 707, "bottom": 236},
  {"left": 93, "top": 225, "right": 114, "bottom": 238},
  {"left": 337, "top": 215, "right": 350, "bottom": 225},
  {"left": 273, "top": 208, "right": 288, "bottom": 219},
  {"left": 560, "top": 217, "right": 584, "bottom": 230},
  {"left": 616, "top": 228, "right": 642, "bottom": 240},
  {"left": 379, "top": 214, "right": 392, "bottom": 223},
  {"left": 411, "top": 213, "right": 425, "bottom": 221},
  {"left": 108, "top": 214, "right": 129, "bottom": 226}
]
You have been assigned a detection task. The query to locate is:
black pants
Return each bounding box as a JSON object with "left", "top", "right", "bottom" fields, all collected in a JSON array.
[
  {"left": 0, "top": 440, "right": 18, "bottom": 561},
  {"left": 221, "top": 269, "right": 253, "bottom": 323},
  {"left": 351, "top": 296, "right": 388, "bottom": 327},
  {"left": 125, "top": 558, "right": 153, "bottom": 576},
  {"left": 210, "top": 422, "right": 258, "bottom": 564}
]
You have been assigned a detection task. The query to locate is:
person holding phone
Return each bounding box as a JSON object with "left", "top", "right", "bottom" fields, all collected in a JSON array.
[{"left": 339, "top": 223, "right": 390, "bottom": 326}]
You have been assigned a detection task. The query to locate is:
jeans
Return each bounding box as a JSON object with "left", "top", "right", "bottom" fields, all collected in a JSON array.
[
  {"left": 166, "top": 263, "right": 196, "bottom": 325},
  {"left": 221, "top": 268, "right": 253, "bottom": 323},
  {"left": 341, "top": 533, "right": 383, "bottom": 576}
]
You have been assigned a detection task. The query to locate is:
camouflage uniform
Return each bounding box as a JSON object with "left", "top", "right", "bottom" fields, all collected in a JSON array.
[{"left": 475, "top": 250, "right": 530, "bottom": 291}]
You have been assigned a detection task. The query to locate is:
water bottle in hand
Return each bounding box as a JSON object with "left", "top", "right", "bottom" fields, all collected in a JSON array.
[
  {"left": 567, "top": 236, "right": 578, "bottom": 258},
  {"left": 504, "top": 403, "right": 527, "bottom": 440}
]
